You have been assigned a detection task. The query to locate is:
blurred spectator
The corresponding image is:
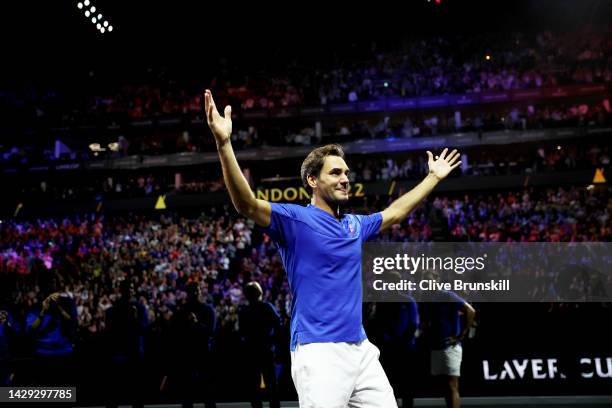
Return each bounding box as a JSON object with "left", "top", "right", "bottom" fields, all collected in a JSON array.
[
  {"left": 172, "top": 281, "right": 216, "bottom": 407},
  {"left": 25, "top": 290, "right": 77, "bottom": 386},
  {"left": 239, "top": 281, "right": 282, "bottom": 408},
  {"left": 105, "top": 279, "right": 149, "bottom": 407},
  {"left": 0, "top": 308, "right": 14, "bottom": 386}
]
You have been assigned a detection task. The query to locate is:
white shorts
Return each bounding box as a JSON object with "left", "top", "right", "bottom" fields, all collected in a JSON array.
[
  {"left": 430, "top": 344, "right": 462, "bottom": 377},
  {"left": 291, "top": 339, "right": 397, "bottom": 408}
]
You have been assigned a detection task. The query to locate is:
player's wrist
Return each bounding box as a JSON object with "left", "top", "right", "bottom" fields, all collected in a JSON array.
[
  {"left": 216, "top": 136, "right": 231, "bottom": 149},
  {"left": 426, "top": 172, "right": 442, "bottom": 183}
]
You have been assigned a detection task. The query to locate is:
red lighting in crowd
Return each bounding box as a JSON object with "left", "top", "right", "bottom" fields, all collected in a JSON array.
[{"left": 435, "top": 0, "right": 442, "bottom": 4}]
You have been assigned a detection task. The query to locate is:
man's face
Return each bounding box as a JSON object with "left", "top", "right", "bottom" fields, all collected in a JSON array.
[{"left": 311, "top": 155, "right": 350, "bottom": 204}]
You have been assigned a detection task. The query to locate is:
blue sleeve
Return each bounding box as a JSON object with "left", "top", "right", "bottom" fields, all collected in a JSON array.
[
  {"left": 408, "top": 298, "right": 419, "bottom": 328},
  {"left": 356, "top": 212, "right": 383, "bottom": 241},
  {"left": 138, "top": 304, "right": 149, "bottom": 329},
  {"left": 25, "top": 312, "right": 45, "bottom": 334},
  {"left": 260, "top": 203, "right": 301, "bottom": 247}
]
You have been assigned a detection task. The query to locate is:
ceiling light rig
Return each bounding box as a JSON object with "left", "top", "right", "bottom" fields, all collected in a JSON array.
[{"left": 76, "top": 1, "right": 115, "bottom": 34}]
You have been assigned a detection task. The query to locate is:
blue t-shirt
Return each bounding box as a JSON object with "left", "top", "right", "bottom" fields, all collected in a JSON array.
[
  {"left": 422, "top": 290, "right": 465, "bottom": 350},
  {"left": 375, "top": 296, "right": 419, "bottom": 350},
  {"left": 26, "top": 311, "right": 75, "bottom": 356},
  {"left": 262, "top": 203, "right": 382, "bottom": 350}
]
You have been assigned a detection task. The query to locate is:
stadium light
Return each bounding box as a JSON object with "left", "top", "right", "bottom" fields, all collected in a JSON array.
[
  {"left": 485, "top": 54, "right": 491, "bottom": 60},
  {"left": 76, "top": 1, "right": 115, "bottom": 34}
]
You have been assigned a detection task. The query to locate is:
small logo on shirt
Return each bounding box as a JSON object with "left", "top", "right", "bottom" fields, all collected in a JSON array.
[{"left": 348, "top": 223, "right": 354, "bottom": 234}]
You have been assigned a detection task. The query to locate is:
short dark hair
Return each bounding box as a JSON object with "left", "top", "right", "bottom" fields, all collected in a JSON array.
[
  {"left": 244, "top": 281, "right": 263, "bottom": 303},
  {"left": 300, "top": 144, "right": 345, "bottom": 191}
]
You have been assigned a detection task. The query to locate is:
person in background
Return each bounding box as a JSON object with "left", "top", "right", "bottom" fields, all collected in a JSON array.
[
  {"left": 371, "top": 271, "right": 420, "bottom": 408},
  {"left": 420, "top": 271, "right": 476, "bottom": 408},
  {"left": 105, "top": 279, "right": 149, "bottom": 408},
  {"left": 0, "top": 307, "right": 15, "bottom": 386},
  {"left": 25, "top": 290, "right": 77, "bottom": 386},
  {"left": 173, "top": 281, "right": 217, "bottom": 408},
  {"left": 239, "top": 281, "right": 281, "bottom": 408}
]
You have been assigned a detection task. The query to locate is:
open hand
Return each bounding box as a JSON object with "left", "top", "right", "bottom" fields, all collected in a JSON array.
[
  {"left": 41, "top": 298, "right": 52, "bottom": 313},
  {"left": 204, "top": 89, "right": 232, "bottom": 146},
  {"left": 426, "top": 148, "right": 461, "bottom": 180}
]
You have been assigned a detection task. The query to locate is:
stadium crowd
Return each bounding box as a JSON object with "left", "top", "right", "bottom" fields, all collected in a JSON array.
[
  {"left": 1, "top": 184, "right": 610, "bottom": 331},
  {"left": 1, "top": 181, "right": 610, "bottom": 403},
  {"left": 1, "top": 29, "right": 610, "bottom": 126}
]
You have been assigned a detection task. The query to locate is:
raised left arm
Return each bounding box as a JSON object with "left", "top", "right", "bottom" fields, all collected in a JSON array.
[{"left": 380, "top": 148, "right": 461, "bottom": 231}]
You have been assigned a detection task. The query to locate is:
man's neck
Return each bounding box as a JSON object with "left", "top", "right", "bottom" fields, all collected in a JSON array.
[{"left": 311, "top": 196, "right": 341, "bottom": 219}]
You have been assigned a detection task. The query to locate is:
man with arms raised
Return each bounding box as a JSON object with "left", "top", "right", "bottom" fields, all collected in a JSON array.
[{"left": 204, "top": 89, "right": 461, "bottom": 407}]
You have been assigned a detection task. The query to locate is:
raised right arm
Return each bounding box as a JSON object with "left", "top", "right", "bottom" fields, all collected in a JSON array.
[{"left": 204, "top": 90, "right": 271, "bottom": 227}]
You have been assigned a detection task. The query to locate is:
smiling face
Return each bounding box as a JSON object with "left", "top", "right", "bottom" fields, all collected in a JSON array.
[{"left": 309, "top": 155, "right": 351, "bottom": 205}]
